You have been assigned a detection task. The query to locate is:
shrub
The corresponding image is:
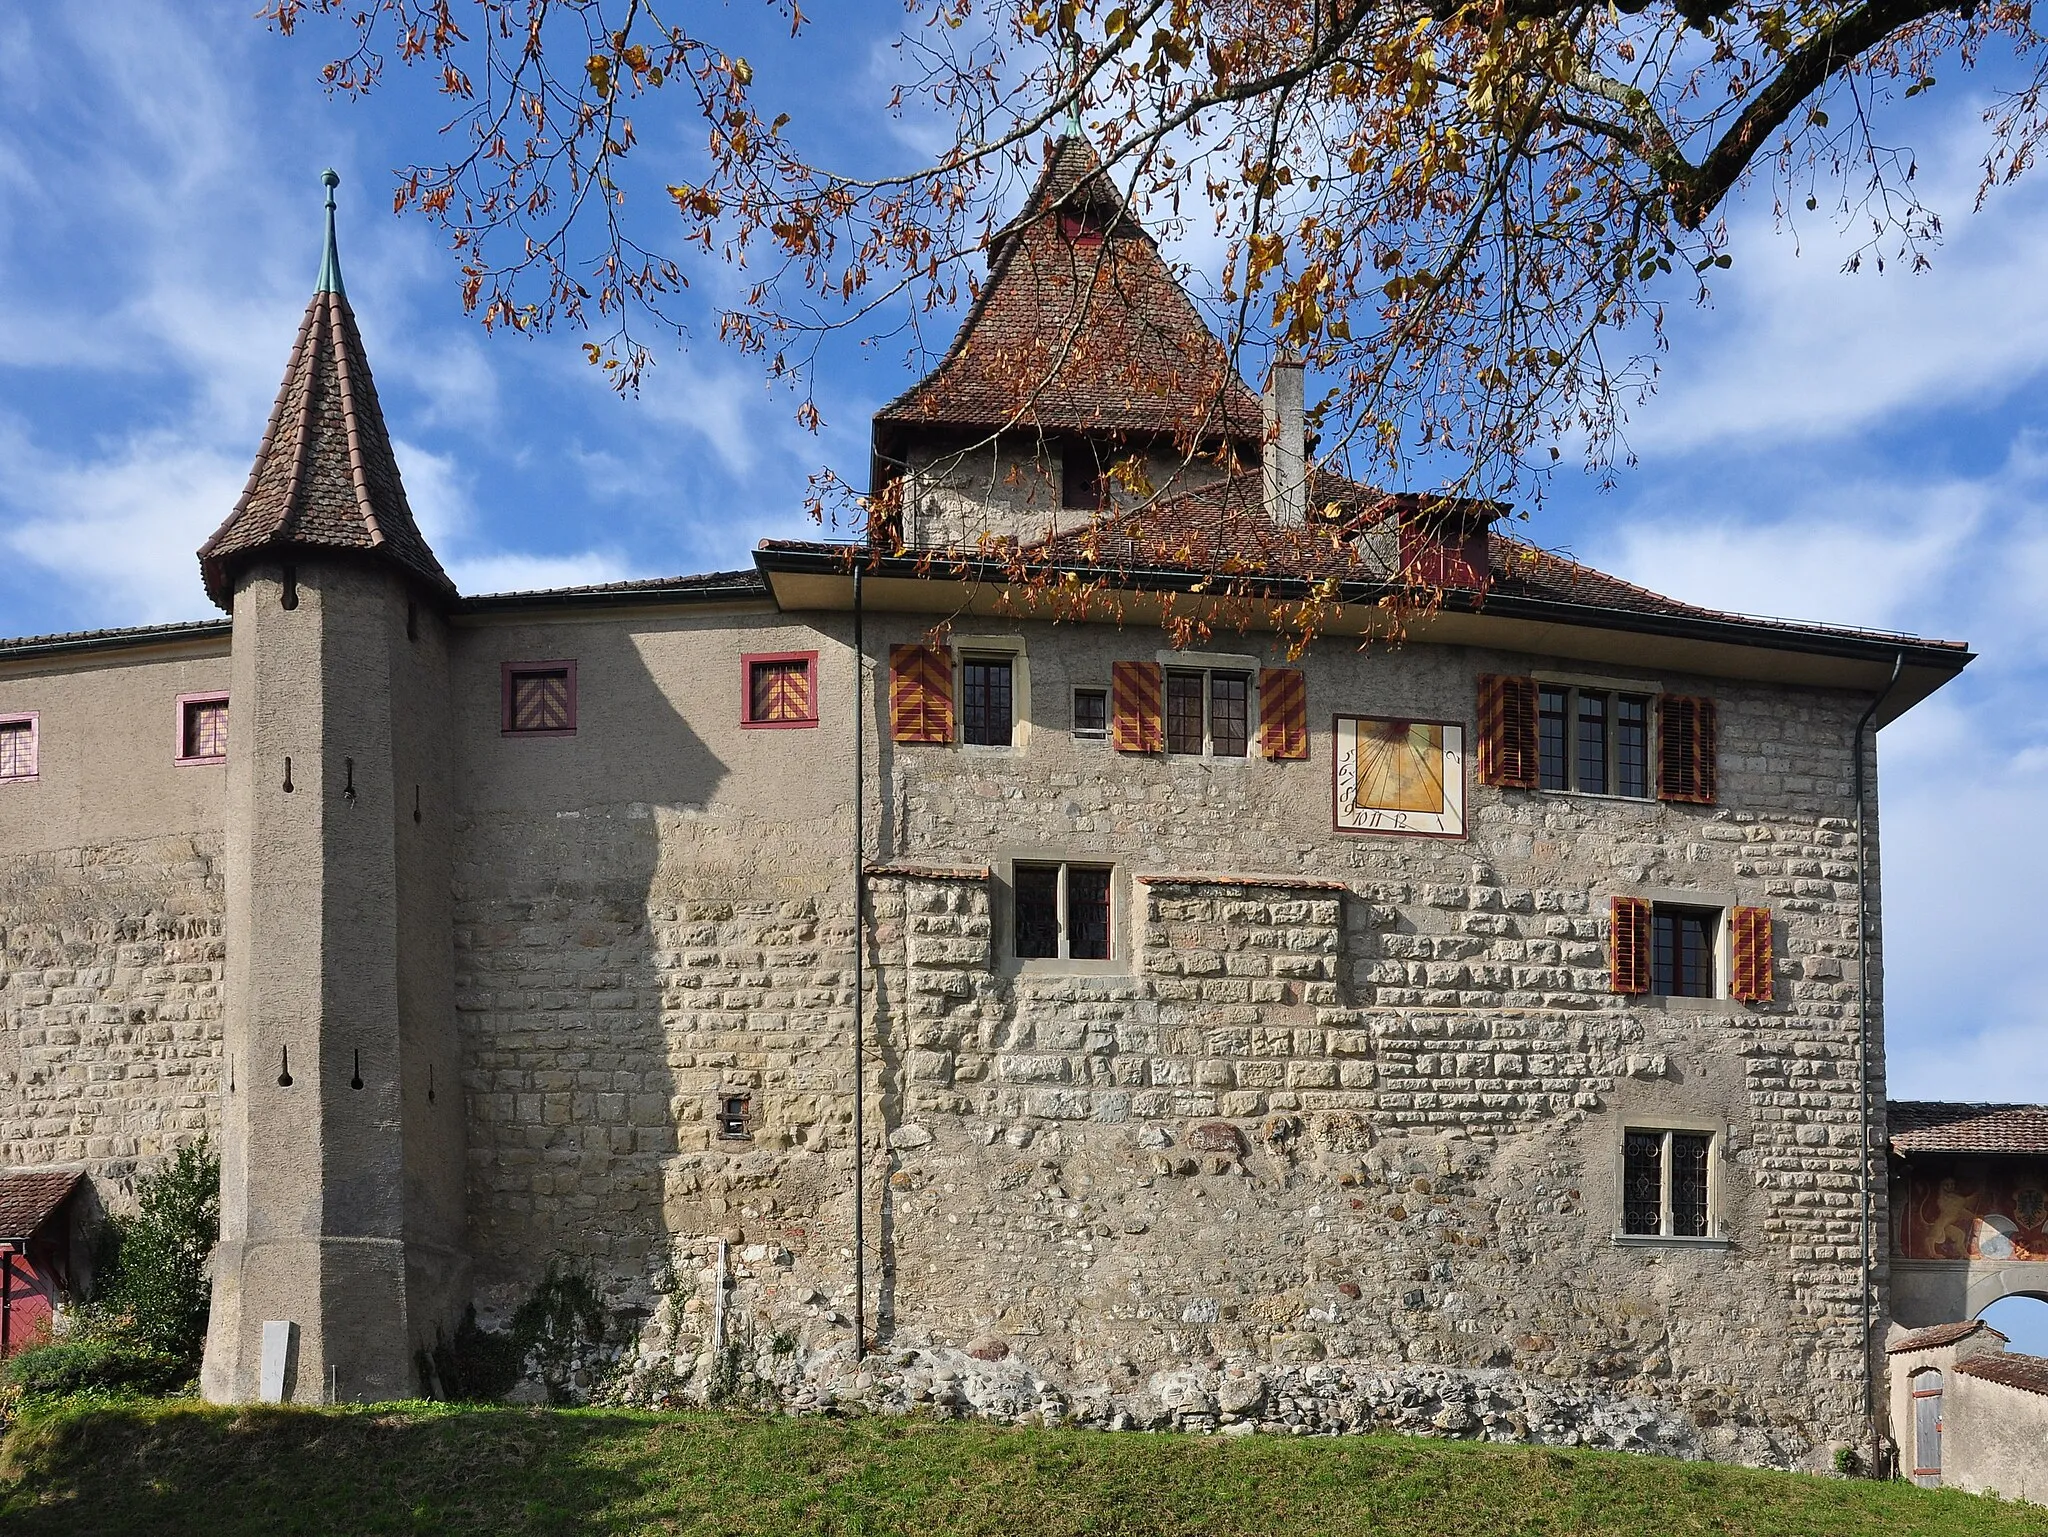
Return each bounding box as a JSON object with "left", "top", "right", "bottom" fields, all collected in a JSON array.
[
  {"left": 92, "top": 1142, "right": 221, "bottom": 1370},
  {"left": 419, "top": 1260, "right": 612, "bottom": 1404},
  {"left": 1, "top": 1338, "right": 186, "bottom": 1399}
]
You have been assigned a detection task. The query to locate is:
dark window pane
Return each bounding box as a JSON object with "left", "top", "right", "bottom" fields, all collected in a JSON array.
[
  {"left": 1210, "top": 673, "right": 1249, "bottom": 758},
  {"left": 961, "top": 659, "right": 1013, "bottom": 746},
  {"left": 1166, "top": 671, "right": 1205, "bottom": 755},
  {"left": 1073, "top": 688, "right": 1108, "bottom": 738},
  {"left": 1616, "top": 695, "right": 1650, "bottom": 798},
  {"left": 1067, "top": 867, "right": 1113, "bottom": 960},
  {"left": 1654, "top": 906, "right": 1717, "bottom": 997},
  {"left": 1538, "top": 686, "right": 1569, "bottom": 790},
  {"left": 720, "top": 1096, "right": 751, "bottom": 1138},
  {"left": 1576, "top": 691, "right": 1608, "bottom": 795},
  {"left": 1015, "top": 865, "right": 1061, "bottom": 958},
  {"left": 1623, "top": 1131, "right": 1664, "bottom": 1235},
  {"left": 1671, "top": 1133, "right": 1711, "bottom": 1236},
  {"left": 1061, "top": 442, "right": 1102, "bottom": 509}
]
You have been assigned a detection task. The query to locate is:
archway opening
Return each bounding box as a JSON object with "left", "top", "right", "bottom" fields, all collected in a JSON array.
[{"left": 1977, "top": 1293, "right": 2048, "bottom": 1355}]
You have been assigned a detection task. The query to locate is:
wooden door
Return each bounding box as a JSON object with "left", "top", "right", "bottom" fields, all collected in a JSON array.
[
  {"left": 1911, "top": 1370, "right": 1943, "bottom": 1488},
  {"left": 0, "top": 1246, "right": 53, "bottom": 1357}
]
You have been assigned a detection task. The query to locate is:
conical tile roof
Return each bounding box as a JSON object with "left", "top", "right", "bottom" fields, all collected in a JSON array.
[
  {"left": 873, "top": 136, "right": 1262, "bottom": 447},
  {"left": 199, "top": 177, "right": 455, "bottom": 611}
]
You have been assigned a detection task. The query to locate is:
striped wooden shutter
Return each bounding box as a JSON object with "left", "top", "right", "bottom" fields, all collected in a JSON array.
[
  {"left": 1476, "top": 674, "right": 1539, "bottom": 788},
  {"left": 1258, "top": 668, "right": 1308, "bottom": 760},
  {"left": 1730, "top": 906, "right": 1773, "bottom": 1003},
  {"left": 889, "top": 645, "right": 954, "bottom": 744},
  {"left": 1657, "top": 694, "right": 1717, "bottom": 804},
  {"left": 1111, "top": 661, "right": 1163, "bottom": 753},
  {"left": 1610, "top": 896, "right": 1651, "bottom": 995}
]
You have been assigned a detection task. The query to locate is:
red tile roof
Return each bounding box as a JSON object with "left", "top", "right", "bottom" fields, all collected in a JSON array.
[
  {"left": 1890, "top": 1102, "right": 2048, "bottom": 1156},
  {"left": 1888, "top": 1320, "right": 2006, "bottom": 1354},
  {"left": 874, "top": 136, "right": 1262, "bottom": 446},
  {"left": 1957, "top": 1352, "right": 2048, "bottom": 1397},
  {"left": 0, "top": 1169, "right": 80, "bottom": 1241},
  {"left": 198, "top": 286, "right": 454, "bottom": 610}
]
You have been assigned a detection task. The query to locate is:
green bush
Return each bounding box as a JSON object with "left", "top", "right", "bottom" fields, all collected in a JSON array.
[
  {"left": 2, "top": 1338, "right": 186, "bottom": 1399},
  {"left": 90, "top": 1142, "right": 221, "bottom": 1371}
]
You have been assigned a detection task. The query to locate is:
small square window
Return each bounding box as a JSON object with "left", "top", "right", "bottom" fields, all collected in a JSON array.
[
  {"left": 961, "top": 657, "right": 1014, "bottom": 747},
  {"left": 742, "top": 652, "right": 818, "bottom": 728},
  {"left": 1013, "top": 861, "right": 1115, "bottom": 963},
  {"left": 0, "top": 714, "right": 37, "bottom": 782},
  {"left": 503, "top": 662, "right": 577, "bottom": 736},
  {"left": 175, "top": 694, "right": 229, "bottom": 765},
  {"left": 1072, "top": 688, "right": 1108, "bottom": 741},
  {"left": 1622, "top": 1128, "right": 1715, "bottom": 1237},
  {"left": 719, "top": 1094, "right": 752, "bottom": 1141}
]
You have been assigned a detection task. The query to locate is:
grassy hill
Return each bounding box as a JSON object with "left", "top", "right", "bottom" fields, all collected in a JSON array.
[{"left": 2, "top": 1401, "right": 2044, "bottom": 1537}]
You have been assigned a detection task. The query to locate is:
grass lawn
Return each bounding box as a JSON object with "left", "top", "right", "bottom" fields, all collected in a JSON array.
[{"left": 2, "top": 1401, "right": 2044, "bottom": 1537}]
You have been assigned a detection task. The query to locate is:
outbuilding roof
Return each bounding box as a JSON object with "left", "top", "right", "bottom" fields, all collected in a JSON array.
[
  {"left": 0, "top": 1169, "right": 81, "bottom": 1242},
  {"left": 1957, "top": 1352, "right": 2048, "bottom": 1398},
  {"left": 1888, "top": 1320, "right": 2007, "bottom": 1354},
  {"left": 1890, "top": 1102, "right": 2048, "bottom": 1156},
  {"left": 873, "top": 135, "right": 1262, "bottom": 451}
]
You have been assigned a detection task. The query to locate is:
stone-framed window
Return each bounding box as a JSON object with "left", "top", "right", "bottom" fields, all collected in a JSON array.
[
  {"left": 1164, "top": 666, "right": 1252, "bottom": 758},
  {"left": 0, "top": 713, "right": 36, "bottom": 783},
  {"left": 175, "top": 693, "right": 229, "bottom": 766},
  {"left": 1071, "top": 686, "right": 1108, "bottom": 741},
  {"left": 1620, "top": 1127, "right": 1716, "bottom": 1239},
  {"left": 1537, "top": 682, "right": 1654, "bottom": 797},
  {"left": 502, "top": 661, "right": 577, "bottom": 737},
  {"left": 1652, "top": 904, "right": 1720, "bottom": 997},
  {"left": 718, "top": 1093, "right": 753, "bottom": 1141},
  {"left": 1013, "top": 861, "right": 1114, "bottom": 962},
  {"left": 960, "top": 656, "right": 1014, "bottom": 747},
  {"left": 741, "top": 651, "right": 818, "bottom": 729}
]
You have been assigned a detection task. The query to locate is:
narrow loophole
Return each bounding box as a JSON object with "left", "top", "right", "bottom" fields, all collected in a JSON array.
[
  {"left": 427, "top": 1063, "right": 436, "bottom": 1106},
  {"left": 351, "top": 1048, "right": 363, "bottom": 1091},
  {"left": 277, "top": 1046, "right": 293, "bottom": 1088},
  {"left": 343, "top": 756, "right": 356, "bottom": 804},
  {"left": 282, "top": 756, "right": 293, "bottom": 793},
  {"left": 413, "top": 784, "right": 421, "bottom": 824},
  {"left": 281, "top": 564, "right": 298, "bottom": 610}
]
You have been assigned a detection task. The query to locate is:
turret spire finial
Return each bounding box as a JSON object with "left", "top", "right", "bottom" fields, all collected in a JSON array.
[{"left": 316, "top": 169, "right": 345, "bottom": 297}]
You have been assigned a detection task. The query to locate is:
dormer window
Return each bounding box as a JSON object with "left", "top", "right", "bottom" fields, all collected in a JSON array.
[
  {"left": 1059, "top": 208, "right": 1107, "bottom": 246},
  {"left": 1062, "top": 439, "right": 1104, "bottom": 511}
]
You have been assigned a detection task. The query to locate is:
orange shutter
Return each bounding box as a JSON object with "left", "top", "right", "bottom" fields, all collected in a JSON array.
[
  {"left": 1476, "top": 674, "right": 1539, "bottom": 788},
  {"left": 1610, "top": 896, "right": 1651, "bottom": 995},
  {"left": 1730, "top": 906, "right": 1773, "bottom": 1003},
  {"left": 889, "top": 645, "right": 953, "bottom": 744},
  {"left": 1657, "top": 694, "right": 1717, "bottom": 804},
  {"left": 1258, "top": 668, "right": 1308, "bottom": 760},
  {"left": 1111, "top": 661, "right": 1163, "bottom": 753}
]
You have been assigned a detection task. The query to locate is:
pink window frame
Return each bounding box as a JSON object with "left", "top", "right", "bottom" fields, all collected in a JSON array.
[
  {"left": 740, "top": 651, "right": 820, "bottom": 730},
  {"left": 501, "top": 660, "right": 578, "bottom": 737},
  {"left": 0, "top": 713, "right": 37, "bottom": 783},
  {"left": 174, "top": 692, "right": 230, "bottom": 767}
]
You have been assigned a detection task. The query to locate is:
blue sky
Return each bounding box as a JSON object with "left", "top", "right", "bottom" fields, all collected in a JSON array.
[{"left": 3, "top": 3, "right": 2045, "bottom": 1136}]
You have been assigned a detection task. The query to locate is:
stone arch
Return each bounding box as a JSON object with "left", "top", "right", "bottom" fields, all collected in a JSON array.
[{"left": 1961, "top": 1266, "right": 2048, "bottom": 1319}]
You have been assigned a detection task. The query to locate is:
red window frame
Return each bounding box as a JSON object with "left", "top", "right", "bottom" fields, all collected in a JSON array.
[
  {"left": 174, "top": 692, "right": 230, "bottom": 766},
  {"left": 0, "top": 713, "right": 37, "bottom": 783},
  {"left": 740, "top": 651, "right": 819, "bottom": 729},
  {"left": 501, "top": 661, "right": 578, "bottom": 737}
]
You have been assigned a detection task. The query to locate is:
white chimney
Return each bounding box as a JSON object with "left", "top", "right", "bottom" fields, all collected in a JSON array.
[{"left": 1263, "top": 348, "right": 1306, "bottom": 527}]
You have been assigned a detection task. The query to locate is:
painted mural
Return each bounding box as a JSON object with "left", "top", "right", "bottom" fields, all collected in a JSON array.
[{"left": 1897, "top": 1167, "right": 2048, "bottom": 1261}]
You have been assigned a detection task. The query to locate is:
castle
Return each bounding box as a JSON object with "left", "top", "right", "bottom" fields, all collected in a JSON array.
[{"left": 1, "top": 140, "right": 2035, "bottom": 1469}]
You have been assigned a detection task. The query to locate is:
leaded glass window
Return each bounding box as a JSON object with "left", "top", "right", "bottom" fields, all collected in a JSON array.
[{"left": 960, "top": 658, "right": 1013, "bottom": 746}]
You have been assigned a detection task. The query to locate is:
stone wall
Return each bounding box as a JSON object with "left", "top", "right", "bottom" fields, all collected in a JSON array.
[{"left": 0, "top": 836, "right": 224, "bottom": 1190}]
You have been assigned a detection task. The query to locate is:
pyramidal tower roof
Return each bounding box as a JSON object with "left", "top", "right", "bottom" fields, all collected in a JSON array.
[
  {"left": 199, "top": 171, "right": 455, "bottom": 611},
  {"left": 873, "top": 135, "right": 1262, "bottom": 449}
]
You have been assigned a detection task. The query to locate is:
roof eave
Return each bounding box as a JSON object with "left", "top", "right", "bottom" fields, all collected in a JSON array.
[{"left": 752, "top": 544, "right": 1972, "bottom": 723}]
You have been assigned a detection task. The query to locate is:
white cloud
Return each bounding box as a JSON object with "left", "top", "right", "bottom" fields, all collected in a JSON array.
[{"left": 446, "top": 550, "right": 634, "bottom": 596}]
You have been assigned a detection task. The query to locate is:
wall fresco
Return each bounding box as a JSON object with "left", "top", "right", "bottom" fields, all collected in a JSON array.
[{"left": 1897, "top": 1166, "right": 2048, "bottom": 1261}]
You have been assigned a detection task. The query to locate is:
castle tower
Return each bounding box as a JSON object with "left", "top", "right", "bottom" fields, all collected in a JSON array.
[{"left": 197, "top": 173, "right": 466, "bottom": 1403}]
